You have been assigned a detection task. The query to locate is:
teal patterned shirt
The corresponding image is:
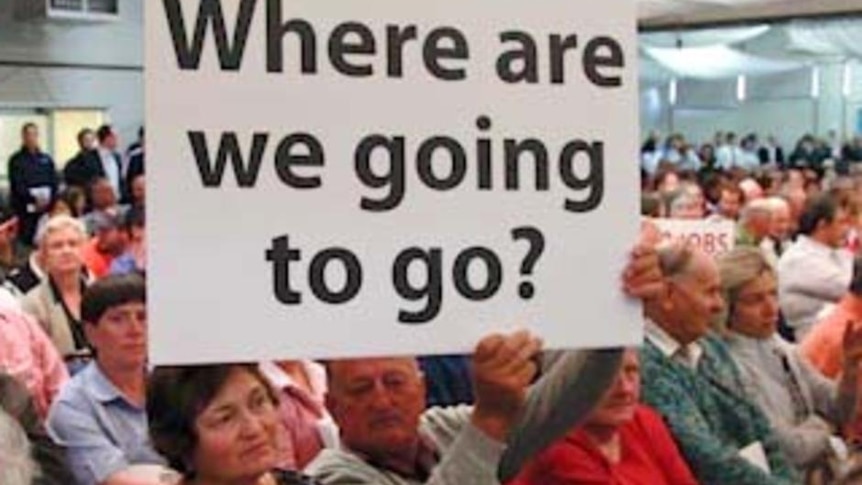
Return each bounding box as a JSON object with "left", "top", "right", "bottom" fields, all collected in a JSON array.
[{"left": 640, "top": 333, "right": 800, "bottom": 485}]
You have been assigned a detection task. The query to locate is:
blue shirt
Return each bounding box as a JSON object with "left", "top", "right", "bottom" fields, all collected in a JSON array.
[{"left": 46, "top": 362, "right": 164, "bottom": 485}]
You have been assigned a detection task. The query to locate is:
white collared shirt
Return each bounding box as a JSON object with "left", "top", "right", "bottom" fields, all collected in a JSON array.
[{"left": 645, "top": 318, "right": 704, "bottom": 369}]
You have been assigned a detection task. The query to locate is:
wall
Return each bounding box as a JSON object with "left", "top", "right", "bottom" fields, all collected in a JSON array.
[
  {"left": 0, "top": 0, "right": 142, "bottom": 153},
  {"left": 641, "top": 59, "right": 862, "bottom": 148}
]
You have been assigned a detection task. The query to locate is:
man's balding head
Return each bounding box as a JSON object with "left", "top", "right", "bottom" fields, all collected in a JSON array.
[
  {"left": 647, "top": 244, "right": 724, "bottom": 345},
  {"left": 325, "top": 357, "right": 427, "bottom": 467}
]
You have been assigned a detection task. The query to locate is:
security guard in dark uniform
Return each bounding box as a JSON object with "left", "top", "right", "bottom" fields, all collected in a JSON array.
[{"left": 7, "top": 123, "right": 58, "bottom": 247}]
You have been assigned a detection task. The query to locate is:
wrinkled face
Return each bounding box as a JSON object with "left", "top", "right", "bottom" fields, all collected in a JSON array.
[
  {"left": 191, "top": 368, "right": 280, "bottom": 484},
  {"left": 85, "top": 301, "right": 147, "bottom": 370},
  {"left": 730, "top": 272, "right": 779, "bottom": 339},
  {"left": 42, "top": 226, "right": 85, "bottom": 275},
  {"left": 326, "top": 358, "right": 426, "bottom": 460},
  {"left": 821, "top": 207, "right": 852, "bottom": 249},
  {"left": 770, "top": 205, "right": 792, "bottom": 240},
  {"left": 22, "top": 125, "right": 39, "bottom": 150},
  {"left": 718, "top": 190, "right": 742, "bottom": 220},
  {"left": 585, "top": 350, "right": 640, "bottom": 428},
  {"left": 664, "top": 253, "right": 725, "bottom": 344}
]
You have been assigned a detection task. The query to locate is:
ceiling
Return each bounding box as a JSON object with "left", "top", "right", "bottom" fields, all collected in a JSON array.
[{"left": 638, "top": 0, "right": 862, "bottom": 29}]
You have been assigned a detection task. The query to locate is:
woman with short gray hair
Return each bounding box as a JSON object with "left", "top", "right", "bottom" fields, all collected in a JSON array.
[{"left": 716, "top": 247, "right": 862, "bottom": 476}]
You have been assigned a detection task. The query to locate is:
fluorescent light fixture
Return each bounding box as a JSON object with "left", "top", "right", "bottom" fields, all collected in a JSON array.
[
  {"left": 737, "top": 75, "right": 746, "bottom": 102},
  {"left": 843, "top": 63, "right": 853, "bottom": 98},
  {"left": 811, "top": 67, "right": 820, "bottom": 98},
  {"left": 669, "top": 78, "right": 677, "bottom": 106}
]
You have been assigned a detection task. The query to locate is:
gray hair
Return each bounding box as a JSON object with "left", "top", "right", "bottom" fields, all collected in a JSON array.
[
  {"left": 0, "top": 409, "right": 37, "bottom": 485},
  {"left": 714, "top": 247, "right": 774, "bottom": 334},
  {"left": 739, "top": 199, "right": 773, "bottom": 225},
  {"left": 36, "top": 214, "right": 87, "bottom": 248}
]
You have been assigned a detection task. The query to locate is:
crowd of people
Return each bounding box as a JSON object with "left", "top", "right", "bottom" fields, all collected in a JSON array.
[{"left": 6, "top": 119, "right": 862, "bottom": 485}]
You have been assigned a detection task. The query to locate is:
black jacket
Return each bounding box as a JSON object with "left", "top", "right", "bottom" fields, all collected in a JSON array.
[
  {"left": 63, "top": 149, "right": 104, "bottom": 190},
  {"left": 7, "top": 148, "right": 57, "bottom": 216}
]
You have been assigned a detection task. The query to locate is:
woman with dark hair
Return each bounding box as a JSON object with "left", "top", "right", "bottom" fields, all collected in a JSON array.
[{"left": 148, "top": 364, "right": 320, "bottom": 485}]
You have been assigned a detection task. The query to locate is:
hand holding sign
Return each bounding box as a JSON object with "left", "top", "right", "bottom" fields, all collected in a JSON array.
[{"left": 147, "top": 0, "right": 639, "bottom": 363}]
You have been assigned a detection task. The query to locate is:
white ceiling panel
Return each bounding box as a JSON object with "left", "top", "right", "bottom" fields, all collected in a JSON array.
[{"left": 638, "top": 0, "right": 862, "bottom": 29}]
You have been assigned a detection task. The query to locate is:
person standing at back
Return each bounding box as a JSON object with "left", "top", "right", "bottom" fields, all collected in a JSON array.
[{"left": 8, "top": 123, "right": 58, "bottom": 247}]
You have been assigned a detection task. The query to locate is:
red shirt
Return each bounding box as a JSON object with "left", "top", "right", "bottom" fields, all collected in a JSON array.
[
  {"left": 510, "top": 405, "right": 698, "bottom": 485},
  {"left": 81, "top": 238, "right": 114, "bottom": 279}
]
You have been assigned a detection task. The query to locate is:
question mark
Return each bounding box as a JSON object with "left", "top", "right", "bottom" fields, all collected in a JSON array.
[{"left": 511, "top": 226, "right": 545, "bottom": 299}]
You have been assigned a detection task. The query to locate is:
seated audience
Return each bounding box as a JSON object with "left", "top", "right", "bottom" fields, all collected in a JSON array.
[
  {"left": 22, "top": 216, "right": 93, "bottom": 367},
  {"left": 81, "top": 177, "right": 125, "bottom": 237},
  {"left": 736, "top": 200, "right": 773, "bottom": 247},
  {"left": 129, "top": 174, "right": 145, "bottom": 210},
  {"left": 0, "top": 307, "right": 68, "bottom": 419},
  {"left": 509, "top": 348, "right": 697, "bottom": 485},
  {"left": 778, "top": 193, "right": 854, "bottom": 339},
  {"left": 714, "top": 183, "right": 745, "bottom": 221},
  {"left": 148, "top": 364, "right": 318, "bottom": 485},
  {"left": 640, "top": 244, "right": 798, "bottom": 484},
  {"left": 81, "top": 212, "right": 127, "bottom": 280},
  {"left": 0, "top": 208, "right": 30, "bottom": 279},
  {"left": 717, "top": 247, "right": 860, "bottom": 474},
  {"left": 1, "top": 372, "right": 76, "bottom": 485},
  {"left": 47, "top": 274, "right": 167, "bottom": 485},
  {"left": 0, "top": 407, "right": 37, "bottom": 485},
  {"left": 307, "top": 246, "right": 662, "bottom": 484},
  {"left": 800, "top": 257, "right": 862, "bottom": 379},
  {"left": 761, "top": 197, "right": 793, "bottom": 268},
  {"left": 259, "top": 359, "right": 338, "bottom": 470},
  {"left": 109, "top": 207, "right": 145, "bottom": 276}
]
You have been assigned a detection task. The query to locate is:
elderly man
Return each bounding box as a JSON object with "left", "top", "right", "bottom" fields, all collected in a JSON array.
[
  {"left": 778, "top": 193, "right": 854, "bottom": 339},
  {"left": 46, "top": 274, "right": 166, "bottom": 485},
  {"left": 641, "top": 244, "right": 798, "bottom": 484},
  {"left": 760, "top": 197, "right": 793, "bottom": 268},
  {"left": 307, "top": 247, "right": 662, "bottom": 485},
  {"left": 736, "top": 199, "right": 773, "bottom": 248}
]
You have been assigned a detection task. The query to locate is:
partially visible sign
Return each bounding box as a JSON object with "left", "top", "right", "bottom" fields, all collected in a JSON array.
[{"left": 650, "top": 218, "right": 735, "bottom": 257}]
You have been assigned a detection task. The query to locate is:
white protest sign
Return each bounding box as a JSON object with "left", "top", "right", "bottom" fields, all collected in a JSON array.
[
  {"left": 651, "top": 218, "right": 736, "bottom": 257},
  {"left": 146, "top": 0, "right": 640, "bottom": 364}
]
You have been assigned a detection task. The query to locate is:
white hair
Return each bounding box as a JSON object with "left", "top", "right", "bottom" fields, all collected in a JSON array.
[
  {"left": 35, "top": 214, "right": 86, "bottom": 248},
  {"left": 740, "top": 199, "right": 773, "bottom": 224},
  {"left": 0, "top": 409, "right": 37, "bottom": 485}
]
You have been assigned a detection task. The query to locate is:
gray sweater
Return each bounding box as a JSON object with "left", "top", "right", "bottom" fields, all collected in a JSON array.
[
  {"left": 305, "top": 348, "right": 622, "bottom": 485},
  {"left": 725, "top": 333, "right": 855, "bottom": 467}
]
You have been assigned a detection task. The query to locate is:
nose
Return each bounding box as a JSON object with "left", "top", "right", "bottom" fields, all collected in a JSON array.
[
  {"left": 238, "top": 409, "right": 268, "bottom": 439},
  {"left": 366, "top": 380, "right": 397, "bottom": 409}
]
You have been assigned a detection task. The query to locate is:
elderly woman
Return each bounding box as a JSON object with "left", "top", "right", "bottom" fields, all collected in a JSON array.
[
  {"left": 715, "top": 247, "right": 862, "bottom": 473},
  {"left": 148, "top": 364, "right": 320, "bottom": 485},
  {"left": 509, "top": 348, "right": 698, "bottom": 485},
  {"left": 21, "top": 215, "right": 92, "bottom": 370}
]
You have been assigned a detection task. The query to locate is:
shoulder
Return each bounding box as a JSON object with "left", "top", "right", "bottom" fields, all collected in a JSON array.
[
  {"left": 271, "top": 469, "right": 320, "bottom": 485},
  {"left": 305, "top": 447, "right": 385, "bottom": 484}
]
